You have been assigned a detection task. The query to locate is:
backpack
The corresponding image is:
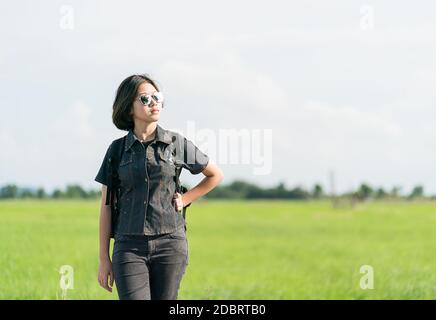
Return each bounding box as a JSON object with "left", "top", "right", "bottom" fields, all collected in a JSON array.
[{"left": 104, "top": 134, "right": 190, "bottom": 238}]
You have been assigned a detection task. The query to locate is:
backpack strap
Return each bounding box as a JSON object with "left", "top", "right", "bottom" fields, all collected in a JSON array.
[
  {"left": 105, "top": 136, "right": 125, "bottom": 205},
  {"left": 105, "top": 135, "right": 126, "bottom": 238},
  {"left": 171, "top": 135, "right": 191, "bottom": 221}
]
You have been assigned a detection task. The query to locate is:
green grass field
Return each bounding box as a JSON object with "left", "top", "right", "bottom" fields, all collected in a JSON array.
[{"left": 0, "top": 199, "right": 436, "bottom": 299}]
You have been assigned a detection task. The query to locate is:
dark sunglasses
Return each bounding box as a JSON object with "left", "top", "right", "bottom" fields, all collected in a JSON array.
[{"left": 137, "top": 92, "right": 164, "bottom": 107}]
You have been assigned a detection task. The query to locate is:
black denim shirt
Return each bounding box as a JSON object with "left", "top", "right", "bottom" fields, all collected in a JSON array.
[{"left": 95, "top": 124, "right": 209, "bottom": 236}]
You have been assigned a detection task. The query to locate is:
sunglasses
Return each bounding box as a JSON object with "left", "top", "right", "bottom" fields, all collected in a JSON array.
[{"left": 137, "top": 92, "right": 164, "bottom": 107}]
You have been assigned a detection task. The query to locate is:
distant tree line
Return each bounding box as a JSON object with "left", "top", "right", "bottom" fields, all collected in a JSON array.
[
  {"left": 0, "top": 184, "right": 99, "bottom": 199},
  {"left": 204, "top": 181, "right": 433, "bottom": 201},
  {"left": 0, "top": 181, "right": 434, "bottom": 201}
]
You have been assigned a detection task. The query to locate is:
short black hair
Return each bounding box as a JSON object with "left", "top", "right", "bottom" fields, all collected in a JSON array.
[{"left": 112, "top": 73, "right": 164, "bottom": 130}]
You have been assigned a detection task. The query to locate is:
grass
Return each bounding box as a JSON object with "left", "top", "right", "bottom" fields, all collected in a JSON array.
[{"left": 0, "top": 199, "right": 436, "bottom": 299}]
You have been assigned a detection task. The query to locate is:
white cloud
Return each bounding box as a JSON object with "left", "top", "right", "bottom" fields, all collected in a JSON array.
[
  {"left": 300, "top": 100, "right": 402, "bottom": 138},
  {"left": 50, "top": 101, "right": 96, "bottom": 141},
  {"left": 202, "top": 23, "right": 436, "bottom": 49},
  {"left": 157, "top": 51, "right": 289, "bottom": 116},
  {"left": 0, "top": 128, "right": 17, "bottom": 150}
]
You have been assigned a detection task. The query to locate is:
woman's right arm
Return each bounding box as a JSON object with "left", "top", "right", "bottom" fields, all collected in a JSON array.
[{"left": 97, "top": 184, "right": 114, "bottom": 292}]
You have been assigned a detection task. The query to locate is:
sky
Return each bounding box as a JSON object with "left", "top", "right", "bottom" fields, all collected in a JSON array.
[{"left": 1, "top": 0, "right": 436, "bottom": 195}]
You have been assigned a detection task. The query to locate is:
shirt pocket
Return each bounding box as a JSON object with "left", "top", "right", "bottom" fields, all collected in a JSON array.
[
  {"left": 158, "top": 151, "right": 176, "bottom": 177},
  {"left": 156, "top": 151, "right": 177, "bottom": 212},
  {"left": 118, "top": 152, "right": 134, "bottom": 188}
]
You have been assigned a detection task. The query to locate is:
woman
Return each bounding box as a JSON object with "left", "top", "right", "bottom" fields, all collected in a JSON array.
[{"left": 94, "top": 74, "right": 224, "bottom": 300}]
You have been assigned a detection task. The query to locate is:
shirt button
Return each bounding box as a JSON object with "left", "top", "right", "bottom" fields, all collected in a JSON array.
[{"left": 143, "top": 201, "right": 146, "bottom": 205}]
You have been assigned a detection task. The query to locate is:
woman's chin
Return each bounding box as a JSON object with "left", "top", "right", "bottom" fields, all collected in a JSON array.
[{"left": 146, "top": 116, "right": 159, "bottom": 122}]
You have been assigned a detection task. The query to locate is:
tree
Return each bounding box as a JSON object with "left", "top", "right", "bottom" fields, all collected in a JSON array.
[
  {"left": 64, "top": 184, "right": 87, "bottom": 198},
  {"left": 20, "top": 188, "right": 34, "bottom": 198},
  {"left": 289, "top": 186, "right": 310, "bottom": 199},
  {"left": 36, "top": 187, "right": 46, "bottom": 199},
  {"left": 408, "top": 185, "right": 424, "bottom": 200},
  {"left": 0, "top": 184, "right": 18, "bottom": 198},
  {"left": 52, "top": 189, "right": 63, "bottom": 198},
  {"left": 312, "top": 184, "right": 324, "bottom": 199},
  {"left": 356, "top": 183, "right": 373, "bottom": 200},
  {"left": 375, "top": 187, "right": 387, "bottom": 199},
  {"left": 390, "top": 186, "right": 401, "bottom": 198}
]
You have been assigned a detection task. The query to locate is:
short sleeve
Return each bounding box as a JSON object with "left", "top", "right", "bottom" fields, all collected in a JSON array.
[
  {"left": 181, "top": 137, "right": 209, "bottom": 175},
  {"left": 94, "top": 143, "right": 112, "bottom": 185}
]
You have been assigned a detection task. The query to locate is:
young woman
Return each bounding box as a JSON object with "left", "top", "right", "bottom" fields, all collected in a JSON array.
[{"left": 94, "top": 74, "right": 224, "bottom": 300}]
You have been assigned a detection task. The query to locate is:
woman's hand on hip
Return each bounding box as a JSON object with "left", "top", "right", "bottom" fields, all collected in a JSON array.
[{"left": 173, "top": 192, "right": 185, "bottom": 212}]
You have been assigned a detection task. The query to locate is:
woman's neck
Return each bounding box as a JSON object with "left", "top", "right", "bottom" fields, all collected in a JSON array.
[{"left": 133, "top": 122, "right": 157, "bottom": 142}]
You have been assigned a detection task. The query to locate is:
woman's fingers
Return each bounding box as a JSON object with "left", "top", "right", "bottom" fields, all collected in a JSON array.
[
  {"left": 99, "top": 275, "right": 106, "bottom": 290},
  {"left": 103, "top": 274, "right": 112, "bottom": 292},
  {"left": 98, "top": 272, "right": 112, "bottom": 292},
  {"left": 173, "top": 193, "right": 183, "bottom": 211},
  {"left": 110, "top": 271, "right": 114, "bottom": 287}
]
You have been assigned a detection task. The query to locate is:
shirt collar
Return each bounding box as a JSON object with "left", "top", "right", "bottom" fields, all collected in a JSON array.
[{"left": 125, "top": 124, "right": 172, "bottom": 151}]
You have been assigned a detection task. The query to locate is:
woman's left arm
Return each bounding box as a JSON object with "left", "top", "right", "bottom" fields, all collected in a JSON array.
[{"left": 174, "top": 161, "right": 224, "bottom": 210}]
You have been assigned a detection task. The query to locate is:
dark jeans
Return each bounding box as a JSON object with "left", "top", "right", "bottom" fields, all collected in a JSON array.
[{"left": 112, "top": 225, "right": 189, "bottom": 300}]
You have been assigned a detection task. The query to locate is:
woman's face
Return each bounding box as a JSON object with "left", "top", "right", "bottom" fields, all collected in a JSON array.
[{"left": 130, "top": 82, "right": 162, "bottom": 123}]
